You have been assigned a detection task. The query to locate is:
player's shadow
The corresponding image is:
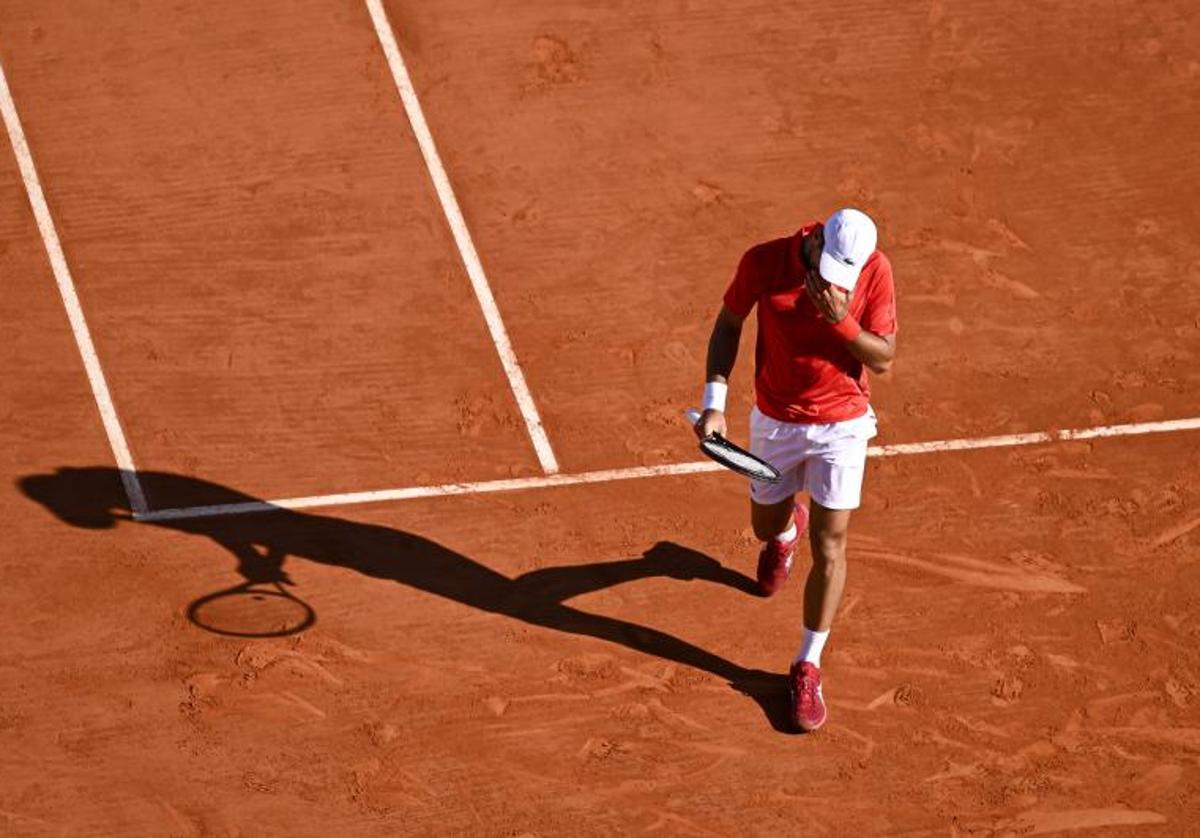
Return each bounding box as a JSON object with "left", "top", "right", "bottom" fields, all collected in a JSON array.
[{"left": 19, "top": 466, "right": 794, "bottom": 732}]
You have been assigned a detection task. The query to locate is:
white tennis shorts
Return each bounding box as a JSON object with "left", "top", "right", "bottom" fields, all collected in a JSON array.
[{"left": 748, "top": 404, "right": 877, "bottom": 509}]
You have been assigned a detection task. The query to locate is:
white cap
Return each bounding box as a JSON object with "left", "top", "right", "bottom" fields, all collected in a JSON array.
[{"left": 819, "top": 208, "right": 878, "bottom": 291}]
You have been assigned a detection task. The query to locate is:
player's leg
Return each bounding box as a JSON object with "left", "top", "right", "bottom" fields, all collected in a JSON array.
[
  {"left": 803, "top": 502, "right": 852, "bottom": 632},
  {"left": 798, "top": 411, "right": 873, "bottom": 635},
  {"left": 788, "top": 412, "right": 874, "bottom": 732},
  {"left": 750, "top": 495, "right": 796, "bottom": 541},
  {"left": 747, "top": 407, "right": 808, "bottom": 596},
  {"left": 750, "top": 492, "right": 808, "bottom": 598}
]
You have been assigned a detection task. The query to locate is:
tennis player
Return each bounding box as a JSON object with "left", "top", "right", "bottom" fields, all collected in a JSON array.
[{"left": 694, "top": 208, "right": 897, "bottom": 732}]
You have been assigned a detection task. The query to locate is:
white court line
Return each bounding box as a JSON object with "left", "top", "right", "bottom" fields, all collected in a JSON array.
[
  {"left": 137, "top": 461, "right": 723, "bottom": 521},
  {"left": 364, "top": 0, "right": 559, "bottom": 475},
  {"left": 868, "top": 417, "right": 1200, "bottom": 456},
  {"left": 135, "top": 416, "right": 1200, "bottom": 522},
  {"left": 0, "top": 55, "right": 149, "bottom": 515}
]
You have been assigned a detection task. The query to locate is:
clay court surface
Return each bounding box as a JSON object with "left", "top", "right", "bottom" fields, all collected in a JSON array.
[{"left": 2, "top": 1, "right": 1200, "bottom": 834}]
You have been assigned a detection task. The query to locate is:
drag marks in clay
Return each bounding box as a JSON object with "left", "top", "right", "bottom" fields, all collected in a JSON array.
[{"left": 855, "top": 546, "right": 1085, "bottom": 594}]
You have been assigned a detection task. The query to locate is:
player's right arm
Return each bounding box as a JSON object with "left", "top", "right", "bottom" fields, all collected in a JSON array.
[
  {"left": 696, "top": 244, "right": 765, "bottom": 439},
  {"left": 695, "top": 305, "right": 746, "bottom": 439}
]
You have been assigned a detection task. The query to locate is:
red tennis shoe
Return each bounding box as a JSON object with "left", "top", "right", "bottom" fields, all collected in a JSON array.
[
  {"left": 789, "top": 660, "right": 827, "bottom": 732},
  {"left": 756, "top": 503, "right": 808, "bottom": 597}
]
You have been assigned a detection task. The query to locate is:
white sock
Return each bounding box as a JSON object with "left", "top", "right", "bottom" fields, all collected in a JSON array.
[
  {"left": 795, "top": 628, "right": 830, "bottom": 667},
  {"left": 774, "top": 521, "right": 797, "bottom": 544}
]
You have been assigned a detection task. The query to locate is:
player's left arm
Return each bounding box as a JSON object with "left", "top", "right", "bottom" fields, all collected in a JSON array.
[{"left": 844, "top": 330, "right": 895, "bottom": 374}]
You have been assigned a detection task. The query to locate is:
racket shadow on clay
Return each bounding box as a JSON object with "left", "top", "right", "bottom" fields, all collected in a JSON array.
[
  {"left": 182, "top": 536, "right": 316, "bottom": 638},
  {"left": 187, "top": 579, "right": 316, "bottom": 638},
  {"left": 20, "top": 466, "right": 797, "bottom": 733}
]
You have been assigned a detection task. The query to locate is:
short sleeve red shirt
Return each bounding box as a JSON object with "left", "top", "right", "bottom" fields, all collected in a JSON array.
[{"left": 722, "top": 222, "right": 897, "bottom": 424}]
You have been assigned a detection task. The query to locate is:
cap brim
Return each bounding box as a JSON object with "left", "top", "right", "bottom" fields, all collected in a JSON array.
[{"left": 819, "top": 250, "right": 861, "bottom": 291}]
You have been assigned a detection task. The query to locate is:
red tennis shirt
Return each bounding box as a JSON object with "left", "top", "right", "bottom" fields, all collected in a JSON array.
[{"left": 722, "top": 222, "right": 897, "bottom": 424}]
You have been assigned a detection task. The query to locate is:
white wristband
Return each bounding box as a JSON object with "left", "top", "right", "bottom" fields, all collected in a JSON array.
[{"left": 702, "top": 381, "right": 728, "bottom": 412}]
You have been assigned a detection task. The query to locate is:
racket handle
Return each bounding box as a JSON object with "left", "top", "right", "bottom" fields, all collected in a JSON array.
[{"left": 684, "top": 408, "right": 721, "bottom": 440}]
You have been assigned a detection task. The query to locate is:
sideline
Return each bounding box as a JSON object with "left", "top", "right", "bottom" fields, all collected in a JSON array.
[
  {"left": 0, "top": 54, "right": 148, "bottom": 515},
  {"left": 364, "top": 0, "right": 560, "bottom": 475}
]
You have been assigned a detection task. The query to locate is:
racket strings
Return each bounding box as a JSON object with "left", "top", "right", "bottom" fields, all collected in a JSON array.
[{"left": 701, "top": 436, "right": 780, "bottom": 482}]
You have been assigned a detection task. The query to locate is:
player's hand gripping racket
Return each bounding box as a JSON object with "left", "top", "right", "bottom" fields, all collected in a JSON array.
[{"left": 684, "top": 409, "right": 782, "bottom": 483}]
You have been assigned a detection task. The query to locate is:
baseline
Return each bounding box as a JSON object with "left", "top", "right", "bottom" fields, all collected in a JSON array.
[{"left": 135, "top": 416, "right": 1200, "bottom": 522}]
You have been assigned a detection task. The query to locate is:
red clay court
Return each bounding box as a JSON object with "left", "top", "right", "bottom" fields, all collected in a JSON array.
[{"left": 2, "top": 1, "right": 1199, "bottom": 834}]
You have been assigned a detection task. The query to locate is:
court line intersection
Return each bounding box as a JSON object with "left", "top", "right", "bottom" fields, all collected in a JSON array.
[{"left": 4, "top": 17, "right": 1198, "bottom": 525}]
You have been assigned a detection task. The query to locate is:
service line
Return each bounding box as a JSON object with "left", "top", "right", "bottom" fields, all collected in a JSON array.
[
  {"left": 135, "top": 416, "right": 1200, "bottom": 522},
  {"left": 364, "top": 0, "right": 560, "bottom": 475},
  {"left": 0, "top": 54, "right": 149, "bottom": 515}
]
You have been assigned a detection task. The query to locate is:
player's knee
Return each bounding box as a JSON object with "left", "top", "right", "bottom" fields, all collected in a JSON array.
[{"left": 809, "top": 528, "right": 848, "bottom": 564}]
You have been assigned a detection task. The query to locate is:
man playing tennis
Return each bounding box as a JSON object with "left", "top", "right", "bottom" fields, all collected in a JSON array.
[{"left": 694, "top": 208, "right": 897, "bottom": 732}]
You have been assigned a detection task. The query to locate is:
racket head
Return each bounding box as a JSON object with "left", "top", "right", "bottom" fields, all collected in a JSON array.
[{"left": 698, "top": 434, "right": 782, "bottom": 483}]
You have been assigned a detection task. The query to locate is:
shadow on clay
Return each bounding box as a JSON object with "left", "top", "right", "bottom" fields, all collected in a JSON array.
[{"left": 19, "top": 466, "right": 797, "bottom": 733}]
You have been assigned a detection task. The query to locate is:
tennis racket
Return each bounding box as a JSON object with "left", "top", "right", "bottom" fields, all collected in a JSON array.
[{"left": 684, "top": 409, "right": 782, "bottom": 483}]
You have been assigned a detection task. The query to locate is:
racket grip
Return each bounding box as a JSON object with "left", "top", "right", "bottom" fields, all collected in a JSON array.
[{"left": 684, "top": 408, "right": 702, "bottom": 425}]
